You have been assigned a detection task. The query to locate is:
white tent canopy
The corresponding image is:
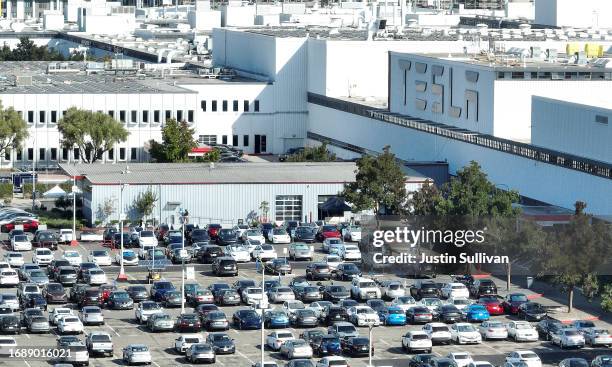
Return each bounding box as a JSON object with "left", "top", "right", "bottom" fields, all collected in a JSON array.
[{"left": 42, "top": 185, "right": 67, "bottom": 198}]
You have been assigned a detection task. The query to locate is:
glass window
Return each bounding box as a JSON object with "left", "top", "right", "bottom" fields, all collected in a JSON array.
[
  {"left": 108, "top": 110, "right": 114, "bottom": 118},
  {"left": 187, "top": 110, "right": 194, "bottom": 122},
  {"left": 16, "top": 150, "right": 22, "bottom": 161},
  {"left": 39, "top": 148, "right": 45, "bottom": 160},
  {"left": 198, "top": 135, "right": 217, "bottom": 145},
  {"left": 4, "top": 151, "right": 9, "bottom": 161},
  {"left": 211, "top": 101, "right": 217, "bottom": 112},
  {"left": 108, "top": 148, "right": 114, "bottom": 161},
  {"left": 201, "top": 100, "right": 206, "bottom": 111},
  {"left": 275, "top": 195, "right": 303, "bottom": 221},
  {"left": 164, "top": 110, "right": 171, "bottom": 121},
  {"left": 50, "top": 148, "right": 57, "bottom": 161},
  {"left": 73, "top": 148, "right": 79, "bottom": 160},
  {"left": 254, "top": 100, "right": 260, "bottom": 112},
  {"left": 131, "top": 110, "right": 137, "bottom": 123},
  {"left": 232, "top": 135, "right": 238, "bottom": 146},
  {"left": 233, "top": 100, "right": 238, "bottom": 111},
  {"left": 39, "top": 111, "right": 45, "bottom": 123},
  {"left": 177, "top": 110, "right": 183, "bottom": 121},
  {"left": 142, "top": 111, "right": 148, "bottom": 123},
  {"left": 27, "top": 148, "right": 33, "bottom": 161},
  {"left": 61, "top": 148, "right": 68, "bottom": 161},
  {"left": 130, "top": 147, "right": 137, "bottom": 160},
  {"left": 244, "top": 100, "right": 249, "bottom": 112},
  {"left": 243, "top": 135, "right": 249, "bottom": 146},
  {"left": 51, "top": 111, "right": 57, "bottom": 123},
  {"left": 119, "top": 110, "right": 126, "bottom": 122},
  {"left": 153, "top": 110, "right": 160, "bottom": 123},
  {"left": 119, "top": 148, "right": 126, "bottom": 160},
  {"left": 222, "top": 100, "right": 228, "bottom": 112},
  {"left": 27, "top": 111, "right": 34, "bottom": 123},
  {"left": 222, "top": 135, "right": 228, "bottom": 145}
]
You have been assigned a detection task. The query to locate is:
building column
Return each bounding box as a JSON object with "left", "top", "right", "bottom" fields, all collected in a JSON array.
[
  {"left": 16, "top": 0, "right": 24, "bottom": 19},
  {"left": 31, "top": 0, "right": 36, "bottom": 19},
  {"left": 6, "top": 0, "right": 12, "bottom": 19}
]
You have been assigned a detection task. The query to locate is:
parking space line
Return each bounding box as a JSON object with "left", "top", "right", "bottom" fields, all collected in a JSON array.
[
  {"left": 23, "top": 360, "right": 31, "bottom": 367},
  {"left": 106, "top": 323, "right": 121, "bottom": 337},
  {"left": 379, "top": 338, "right": 391, "bottom": 346},
  {"left": 24, "top": 333, "right": 30, "bottom": 339},
  {"left": 152, "top": 362, "right": 161, "bottom": 367},
  {"left": 481, "top": 342, "right": 501, "bottom": 352},
  {"left": 236, "top": 350, "right": 255, "bottom": 364}
]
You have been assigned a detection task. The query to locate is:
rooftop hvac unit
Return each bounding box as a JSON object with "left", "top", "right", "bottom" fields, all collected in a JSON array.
[
  {"left": 530, "top": 46, "right": 542, "bottom": 59},
  {"left": 14, "top": 75, "right": 32, "bottom": 87},
  {"left": 545, "top": 48, "right": 558, "bottom": 62}
]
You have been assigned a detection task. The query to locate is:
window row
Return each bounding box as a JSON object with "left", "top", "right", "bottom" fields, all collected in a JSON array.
[
  {"left": 19, "top": 109, "right": 195, "bottom": 124},
  {"left": 4, "top": 147, "right": 140, "bottom": 162},
  {"left": 200, "top": 99, "right": 260, "bottom": 113},
  {"left": 198, "top": 134, "right": 259, "bottom": 149}
]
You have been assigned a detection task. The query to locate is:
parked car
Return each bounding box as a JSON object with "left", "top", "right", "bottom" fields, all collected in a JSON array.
[
  {"left": 464, "top": 304, "right": 490, "bottom": 322},
  {"left": 551, "top": 328, "right": 586, "bottom": 349},
  {"left": 212, "top": 257, "right": 238, "bottom": 276},
  {"left": 501, "top": 293, "right": 529, "bottom": 314},
  {"left": 86, "top": 331, "right": 113, "bottom": 356},
  {"left": 505, "top": 351, "right": 542, "bottom": 367},
  {"left": 206, "top": 332, "right": 235, "bottom": 355},
  {"left": 507, "top": 321, "right": 539, "bottom": 342},
  {"left": 583, "top": 328, "right": 612, "bottom": 347},
  {"left": 422, "top": 322, "right": 452, "bottom": 344},
  {"left": 122, "top": 344, "right": 152, "bottom": 366},
  {"left": 185, "top": 343, "right": 216, "bottom": 364},
  {"left": 402, "top": 330, "right": 433, "bottom": 353},
  {"left": 517, "top": 302, "right": 548, "bottom": 321},
  {"left": 450, "top": 323, "right": 482, "bottom": 345},
  {"left": 478, "top": 320, "right": 508, "bottom": 340},
  {"left": 79, "top": 306, "right": 104, "bottom": 326},
  {"left": 32, "top": 230, "right": 58, "bottom": 250},
  {"left": 469, "top": 279, "right": 497, "bottom": 298}
]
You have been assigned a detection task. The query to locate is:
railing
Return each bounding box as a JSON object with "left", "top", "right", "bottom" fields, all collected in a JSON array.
[{"left": 308, "top": 92, "right": 612, "bottom": 180}]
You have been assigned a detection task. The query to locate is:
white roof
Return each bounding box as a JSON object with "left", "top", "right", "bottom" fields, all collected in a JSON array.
[{"left": 42, "top": 185, "right": 66, "bottom": 198}]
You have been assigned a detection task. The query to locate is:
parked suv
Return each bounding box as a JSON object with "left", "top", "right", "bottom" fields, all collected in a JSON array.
[
  {"left": 350, "top": 277, "right": 381, "bottom": 301},
  {"left": 212, "top": 257, "right": 238, "bottom": 276},
  {"left": 410, "top": 281, "right": 441, "bottom": 301},
  {"left": 469, "top": 279, "right": 498, "bottom": 298}
]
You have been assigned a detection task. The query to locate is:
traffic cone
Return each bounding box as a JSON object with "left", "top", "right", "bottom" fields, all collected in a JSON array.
[
  {"left": 116, "top": 270, "right": 128, "bottom": 282},
  {"left": 70, "top": 239, "right": 79, "bottom": 247}
]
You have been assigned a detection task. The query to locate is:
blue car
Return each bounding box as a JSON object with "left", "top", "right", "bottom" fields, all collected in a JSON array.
[
  {"left": 150, "top": 281, "right": 176, "bottom": 302},
  {"left": 264, "top": 310, "right": 290, "bottom": 328},
  {"left": 232, "top": 309, "right": 261, "bottom": 330},
  {"left": 382, "top": 306, "right": 407, "bottom": 326},
  {"left": 464, "top": 304, "right": 490, "bottom": 322},
  {"left": 312, "top": 335, "right": 342, "bottom": 356}
]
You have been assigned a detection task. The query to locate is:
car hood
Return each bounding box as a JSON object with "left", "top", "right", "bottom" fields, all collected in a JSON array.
[{"left": 212, "top": 340, "right": 234, "bottom": 348}]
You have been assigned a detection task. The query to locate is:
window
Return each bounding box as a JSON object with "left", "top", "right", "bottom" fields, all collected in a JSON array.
[
  {"left": 497, "top": 72, "right": 505, "bottom": 79},
  {"left": 222, "top": 135, "right": 228, "bottom": 145},
  {"left": 275, "top": 195, "right": 303, "bottom": 221},
  {"left": 154, "top": 110, "right": 160, "bottom": 123},
  {"left": 243, "top": 100, "right": 249, "bottom": 112},
  {"left": 27, "top": 111, "right": 34, "bottom": 123},
  {"left": 108, "top": 110, "right": 114, "bottom": 118},
  {"left": 27, "top": 148, "right": 33, "bottom": 161},
  {"left": 233, "top": 100, "right": 239, "bottom": 112},
  {"left": 61, "top": 148, "right": 68, "bottom": 161},
  {"left": 119, "top": 110, "right": 126, "bottom": 122},
  {"left": 51, "top": 111, "right": 57, "bottom": 123},
  {"left": 211, "top": 101, "right": 217, "bottom": 112},
  {"left": 201, "top": 100, "right": 206, "bottom": 111},
  {"left": 62, "top": 110, "right": 67, "bottom": 118},
  {"left": 39, "top": 111, "right": 45, "bottom": 123},
  {"left": 142, "top": 111, "right": 149, "bottom": 123},
  {"left": 165, "top": 110, "right": 172, "bottom": 121},
  {"left": 199, "top": 135, "right": 217, "bottom": 145},
  {"left": 222, "top": 100, "right": 228, "bottom": 112},
  {"left": 131, "top": 110, "right": 137, "bottom": 123},
  {"left": 595, "top": 115, "right": 608, "bottom": 125},
  {"left": 243, "top": 135, "right": 249, "bottom": 147},
  {"left": 232, "top": 135, "right": 238, "bottom": 146},
  {"left": 39, "top": 148, "right": 45, "bottom": 160},
  {"left": 16, "top": 150, "right": 22, "bottom": 161},
  {"left": 4, "top": 151, "right": 9, "bottom": 161},
  {"left": 73, "top": 148, "right": 79, "bottom": 160},
  {"left": 187, "top": 110, "right": 194, "bottom": 122},
  {"left": 254, "top": 100, "right": 260, "bottom": 112},
  {"left": 50, "top": 148, "right": 57, "bottom": 161},
  {"left": 177, "top": 110, "right": 183, "bottom": 122},
  {"left": 130, "top": 147, "right": 137, "bottom": 160},
  {"left": 511, "top": 72, "right": 525, "bottom": 79},
  {"left": 119, "top": 148, "right": 126, "bottom": 160},
  {"left": 108, "top": 148, "right": 114, "bottom": 161}
]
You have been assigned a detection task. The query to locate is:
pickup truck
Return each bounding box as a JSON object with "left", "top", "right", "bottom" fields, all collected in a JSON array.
[{"left": 85, "top": 331, "right": 113, "bottom": 356}]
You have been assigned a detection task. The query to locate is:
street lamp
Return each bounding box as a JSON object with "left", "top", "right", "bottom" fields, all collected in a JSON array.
[
  {"left": 180, "top": 211, "right": 187, "bottom": 315},
  {"left": 116, "top": 182, "right": 129, "bottom": 282},
  {"left": 368, "top": 322, "right": 374, "bottom": 367},
  {"left": 70, "top": 175, "right": 78, "bottom": 246},
  {"left": 259, "top": 256, "right": 265, "bottom": 367}
]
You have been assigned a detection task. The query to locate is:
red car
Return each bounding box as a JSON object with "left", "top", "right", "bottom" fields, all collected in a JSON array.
[
  {"left": 316, "top": 225, "right": 341, "bottom": 242},
  {"left": 1, "top": 218, "right": 39, "bottom": 233},
  {"left": 155, "top": 224, "right": 169, "bottom": 241},
  {"left": 207, "top": 224, "right": 222, "bottom": 239},
  {"left": 501, "top": 293, "right": 529, "bottom": 314},
  {"left": 478, "top": 296, "right": 504, "bottom": 315},
  {"left": 99, "top": 284, "right": 117, "bottom": 303}
]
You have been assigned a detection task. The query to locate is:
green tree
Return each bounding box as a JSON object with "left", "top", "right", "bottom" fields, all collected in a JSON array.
[
  {"left": 6, "top": 37, "right": 64, "bottom": 61},
  {"left": 409, "top": 180, "right": 444, "bottom": 215},
  {"left": 259, "top": 201, "right": 270, "bottom": 223},
  {"left": 602, "top": 284, "right": 612, "bottom": 312},
  {"left": 0, "top": 102, "right": 28, "bottom": 158},
  {"left": 54, "top": 196, "right": 71, "bottom": 212},
  {"left": 287, "top": 143, "right": 337, "bottom": 162},
  {"left": 58, "top": 108, "right": 129, "bottom": 163},
  {"left": 195, "top": 148, "right": 220, "bottom": 163},
  {"left": 539, "top": 201, "right": 612, "bottom": 313},
  {"left": 340, "top": 146, "right": 407, "bottom": 217},
  {"left": 148, "top": 118, "right": 197, "bottom": 162},
  {"left": 133, "top": 187, "right": 158, "bottom": 224}
]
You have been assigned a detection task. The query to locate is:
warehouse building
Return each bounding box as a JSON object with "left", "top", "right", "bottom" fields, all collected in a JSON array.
[{"left": 60, "top": 162, "right": 431, "bottom": 226}]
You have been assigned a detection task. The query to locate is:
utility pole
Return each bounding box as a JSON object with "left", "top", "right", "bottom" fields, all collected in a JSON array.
[
  {"left": 70, "top": 175, "right": 78, "bottom": 246},
  {"left": 260, "top": 257, "right": 265, "bottom": 367},
  {"left": 180, "top": 210, "right": 186, "bottom": 314},
  {"left": 117, "top": 182, "right": 129, "bottom": 281}
]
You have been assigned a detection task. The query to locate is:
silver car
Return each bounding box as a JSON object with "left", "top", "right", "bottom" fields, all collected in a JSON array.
[
  {"left": 122, "top": 344, "right": 152, "bottom": 365},
  {"left": 28, "top": 316, "right": 50, "bottom": 333},
  {"left": 147, "top": 313, "right": 174, "bottom": 332},
  {"left": 79, "top": 306, "right": 104, "bottom": 326},
  {"left": 186, "top": 343, "right": 216, "bottom": 364}
]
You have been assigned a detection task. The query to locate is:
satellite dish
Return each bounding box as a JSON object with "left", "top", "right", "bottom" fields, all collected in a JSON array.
[{"left": 10, "top": 22, "right": 25, "bottom": 32}]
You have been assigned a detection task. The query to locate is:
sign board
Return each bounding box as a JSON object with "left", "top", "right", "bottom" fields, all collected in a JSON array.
[
  {"left": 38, "top": 224, "right": 47, "bottom": 231},
  {"left": 237, "top": 219, "right": 243, "bottom": 225},
  {"left": 179, "top": 249, "right": 189, "bottom": 259},
  {"left": 15, "top": 224, "right": 24, "bottom": 231},
  {"left": 310, "top": 246, "right": 314, "bottom": 253},
  {"left": 71, "top": 185, "right": 78, "bottom": 193},
  {"left": 119, "top": 213, "right": 127, "bottom": 221},
  {"left": 282, "top": 248, "right": 287, "bottom": 255},
  {"left": 186, "top": 266, "right": 195, "bottom": 280}
]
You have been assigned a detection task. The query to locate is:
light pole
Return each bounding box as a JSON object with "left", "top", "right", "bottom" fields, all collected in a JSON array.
[
  {"left": 70, "top": 175, "right": 78, "bottom": 246},
  {"left": 117, "top": 182, "right": 129, "bottom": 282},
  {"left": 368, "top": 322, "right": 374, "bottom": 367},
  {"left": 180, "top": 211, "right": 186, "bottom": 314},
  {"left": 259, "top": 256, "right": 265, "bottom": 367}
]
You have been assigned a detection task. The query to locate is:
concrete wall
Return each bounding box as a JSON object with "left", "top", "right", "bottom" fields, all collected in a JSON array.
[
  {"left": 532, "top": 96, "right": 611, "bottom": 163},
  {"left": 535, "top": 0, "right": 612, "bottom": 28}
]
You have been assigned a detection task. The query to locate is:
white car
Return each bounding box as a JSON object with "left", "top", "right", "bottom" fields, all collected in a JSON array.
[
  {"left": 135, "top": 301, "right": 164, "bottom": 324},
  {"left": 401, "top": 331, "right": 432, "bottom": 353},
  {"left": 87, "top": 250, "right": 112, "bottom": 266},
  {"left": 505, "top": 351, "right": 542, "bottom": 367},
  {"left": 317, "top": 356, "right": 349, "bottom": 367},
  {"left": 115, "top": 250, "right": 139, "bottom": 266},
  {"left": 0, "top": 294, "right": 19, "bottom": 311},
  {"left": 308, "top": 301, "right": 332, "bottom": 319},
  {"left": 269, "top": 287, "right": 296, "bottom": 303},
  {"left": 324, "top": 255, "right": 343, "bottom": 270},
  {"left": 174, "top": 334, "right": 205, "bottom": 354},
  {"left": 0, "top": 269, "right": 19, "bottom": 286},
  {"left": 478, "top": 320, "right": 508, "bottom": 340},
  {"left": 50, "top": 308, "right": 74, "bottom": 325},
  {"left": 347, "top": 305, "right": 380, "bottom": 327},
  {"left": 266, "top": 331, "right": 294, "bottom": 351},
  {"left": 79, "top": 306, "right": 104, "bottom": 325},
  {"left": 242, "top": 287, "right": 268, "bottom": 306},
  {"left": 269, "top": 228, "right": 291, "bottom": 244},
  {"left": 34, "top": 248, "right": 53, "bottom": 266},
  {"left": 224, "top": 245, "right": 251, "bottom": 262},
  {"left": 450, "top": 323, "right": 482, "bottom": 345},
  {"left": 280, "top": 339, "right": 313, "bottom": 359},
  {"left": 350, "top": 277, "right": 381, "bottom": 301},
  {"left": 468, "top": 362, "right": 494, "bottom": 367},
  {"left": 449, "top": 297, "right": 472, "bottom": 311},
  {"left": 322, "top": 238, "right": 343, "bottom": 253},
  {"left": 232, "top": 225, "right": 250, "bottom": 238},
  {"left": 11, "top": 235, "right": 32, "bottom": 251},
  {"left": 392, "top": 296, "right": 417, "bottom": 312},
  {"left": 441, "top": 283, "right": 470, "bottom": 299},
  {"left": 59, "top": 229, "right": 74, "bottom": 243},
  {"left": 85, "top": 268, "right": 107, "bottom": 285},
  {"left": 62, "top": 250, "right": 82, "bottom": 267},
  {"left": 551, "top": 328, "right": 585, "bottom": 349},
  {"left": 138, "top": 230, "right": 157, "bottom": 248},
  {"left": 242, "top": 229, "right": 265, "bottom": 244},
  {"left": 339, "top": 244, "right": 362, "bottom": 261},
  {"left": 507, "top": 321, "right": 539, "bottom": 342},
  {"left": 383, "top": 282, "right": 406, "bottom": 300},
  {"left": 4, "top": 252, "right": 24, "bottom": 268},
  {"left": 420, "top": 297, "right": 443, "bottom": 313},
  {"left": 0, "top": 262, "right": 11, "bottom": 272},
  {"left": 283, "top": 300, "right": 306, "bottom": 317},
  {"left": 57, "top": 316, "right": 84, "bottom": 334},
  {"left": 583, "top": 328, "right": 612, "bottom": 347},
  {"left": 342, "top": 225, "right": 361, "bottom": 242},
  {"left": 328, "top": 243, "right": 344, "bottom": 256},
  {"left": 122, "top": 344, "right": 152, "bottom": 366},
  {"left": 422, "top": 322, "right": 452, "bottom": 344},
  {"left": 79, "top": 230, "right": 104, "bottom": 242},
  {"left": 448, "top": 352, "right": 474, "bottom": 367},
  {"left": 252, "top": 244, "right": 278, "bottom": 261}
]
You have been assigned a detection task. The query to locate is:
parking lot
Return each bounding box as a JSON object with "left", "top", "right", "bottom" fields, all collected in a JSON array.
[{"left": 0, "top": 232, "right": 610, "bottom": 367}]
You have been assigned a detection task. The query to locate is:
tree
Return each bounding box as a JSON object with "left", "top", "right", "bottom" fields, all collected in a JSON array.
[
  {"left": 602, "top": 284, "right": 612, "bottom": 312},
  {"left": 54, "top": 196, "right": 71, "bottom": 212},
  {"left": 133, "top": 187, "right": 158, "bottom": 224},
  {"left": 539, "top": 201, "right": 612, "bottom": 313},
  {"left": 287, "top": 143, "right": 337, "bottom": 162},
  {"left": 58, "top": 108, "right": 129, "bottom": 163},
  {"left": 259, "top": 201, "right": 270, "bottom": 223},
  {"left": 3, "top": 37, "right": 64, "bottom": 61},
  {"left": 409, "top": 180, "right": 443, "bottom": 215},
  {"left": 96, "top": 197, "right": 116, "bottom": 225},
  {"left": 0, "top": 102, "right": 28, "bottom": 159},
  {"left": 340, "top": 146, "right": 407, "bottom": 217},
  {"left": 148, "top": 118, "right": 197, "bottom": 162},
  {"left": 195, "top": 148, "right": 220, "bottom": 163}
]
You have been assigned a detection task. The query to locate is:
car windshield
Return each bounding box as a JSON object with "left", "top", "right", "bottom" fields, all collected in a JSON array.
[
  {"left": 337, "top": 325, "right": 355, "bottom": 332},
  {"left": 287, "top": 302, "right": 305, "bottom": 310},
  {"left": 388, "top": 308, "right": 403, "bottom": 314},
  {"left": 515, "top": 323, "right": 531, "bottom": 329},
  {"left": 14, "top": 235, "right": 28, "bottom": 241},
  {"left": 47, "top": 284, "right": 62, "bottom": 291},
  {"left": 113, "top": 292, "right": 130, "bottom": 300},
  {"left": 92, "top": 251, "right": 108, "bottom": 257},
  {"left": 131, "top": 346, "right": 149, "bottom": 352},
  {"left": 156, "top": 282, "right": 174, "bottom": 289},
  {"left": 297, "top": 310, "right": 315, "bottom": 317},
  {"left": 64, "top": 252, "right": 79, "bottom": 257},
  {"left": 578, "top": 321, "right": 595, "bottom": 328},
  {"left": 209, "top": 312, "right": 226, "bottom": 320},
  {"left": 142, "top": 303, "right": 160, "bottom": 310},
  {"left": 510, "top": 295, "right": 528, "bottom": 302},
  {"left": 140, "top": 231, "right": 154, "bottom": 237},
  {"left": 521, "top": 353, "right": 538, "bottom": 359},
  {"left": 453, "top": 354, "right": 470, "bottom": 359},
  {"left": 91, "top": 334, "right": 111, "bottom": 342},
  {"left": 457, "top": 325, "right": 476, "bottom": 332},
  {"left": 30, "top": 270, "right": 46, "bottom": 277},
  {"left": 359, "top": 282, "right": 376, "bottom": 288},
  {"left": 412, "top": 334, "right": 429, "bottom": 340},
  {"left": 211, "top": 334, "right": 231, "bottom": 341},
  {"left": 278, "top": 332, "right": 293, "bottom": 338},
  {"left": 564, "top": 330, "right": 580, "bottom": 336},
  {"left": 84, "top": 308, "right": 100, "bottom": 314},
  {"left": 432, "top": 326, "right": 449, "bottom": 332},
  {"left": 397, "top": 296, "right": 415, "bottom": 304},
  {"left": 261, "top": 245, "right": 274, "bottom": 251},
  {"left": 294, "top": 244, "right": 309, "bottom": 250},
  {"left": 322, "top": 226, "right": 337, "bottom": 232}
]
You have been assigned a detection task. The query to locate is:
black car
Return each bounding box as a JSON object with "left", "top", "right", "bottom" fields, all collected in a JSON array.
[
  {"left": 190, "top": 229, "right": 210, "bottom": 245},
  {"left": 0, "top": 315, "right": 20, "bottom": 334},
  {"left": 410, "top": 281, "right": 441, "bottom": 300},
  {"left": 212, "top": 257, "right": 238, "bottom": 276},
  {"left": 323, "top": 306, "right": 349, "bottom": 326},
  {"left": 126, "top": 286, "right": 149, "bottom": 302},
  {"left": 196, "top": 304, "right": 220, "bottom": 319},
  {"left": 79, "top": 288, "right": 102, "bottom": 307},
  {"left": 103, "top": 227, "right": 118, "bottom": 242},
  {"left": 306, "top": 263, "right": 332, "bottom": 281},
  {"left": 341, "top": 337, "right": 371, "bottom": 357},
  {"left": 21, "top": 293, "right": 47, "bottom": 310},
  {"left": 216, "top": 229, "right": 238, "bottom": 246},
  {"left": 161, "top": 291, "right": 183, "bottom": 308},
  {"left": 209, "top": 283, "right": 232, "bottom": 298},
  {"left": 206, "top": 332, "right": 235, "bottom": 355},
  {"left": 70, "top": 284, "right": 89, "bottom": 303},
  {"left": 201, "top": 311, "right": 230, "bottom": 331},
  {"left": 175, "top": 313, "right": 202, "bottom": 332},
  {"left": 265, "top": 258, "right": 292, "bottom": 275},
  {"left": 323, "top": 285, "right": 350, "bottom": 302},
  {"left": 232, "top": 309, "right": 261, "bottom": 330},
  {"left": 518, "top": 302, "right": 548, "bottom": 321},
  {"left": 293, "top": 227, "right": 316, "bottom": 243},
  {"left": 233, "top": 279, "right": 257, "bottom": 295},
  {"left": 334, "top": 263, "right": 361, "bottom": 280},
  {"left": 536, "top": 319, "right": 564, "bottom": 340},
  {"left": 48, "top": 260, "right": 71, "bottom": 278},
  {"left": 215, "top": 289, "right": 241, "bottom": 306},
  {"left": 436, "top": 305, "right": 463, "bottom": 323},
  {"left": 107, "top": 291, "right": 134, "bottom": 310},
  {"left": 199, "top": 245, "right": 224, "bottom": 264},
  {"left": 300, "top": 329, "right": 325, "bottom": 343},
  {"left": 112, "top": 233, "right": 131, "bottom": 249},
  {"left": 409, "top": 354, "right": 437, "bottom": 367},
  {"left": 470, "top": 279, "right": 498, "bottom": 298},
  {"left": 20, "top": 308, "right": 43, "bottom": 326},
  {"left": 32, "top": 230, "right": 58, "bottom": 250},
  {"left": 43, "top": 283, "right": 67, "bottom": 304},
  {"left": 261, "top": 223, "right": 274, "bottom": 240}
]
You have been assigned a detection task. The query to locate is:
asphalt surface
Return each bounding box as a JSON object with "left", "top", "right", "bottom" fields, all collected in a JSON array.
[{"left": 0, "top": 235, "right": 610, "bottom": 367}]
